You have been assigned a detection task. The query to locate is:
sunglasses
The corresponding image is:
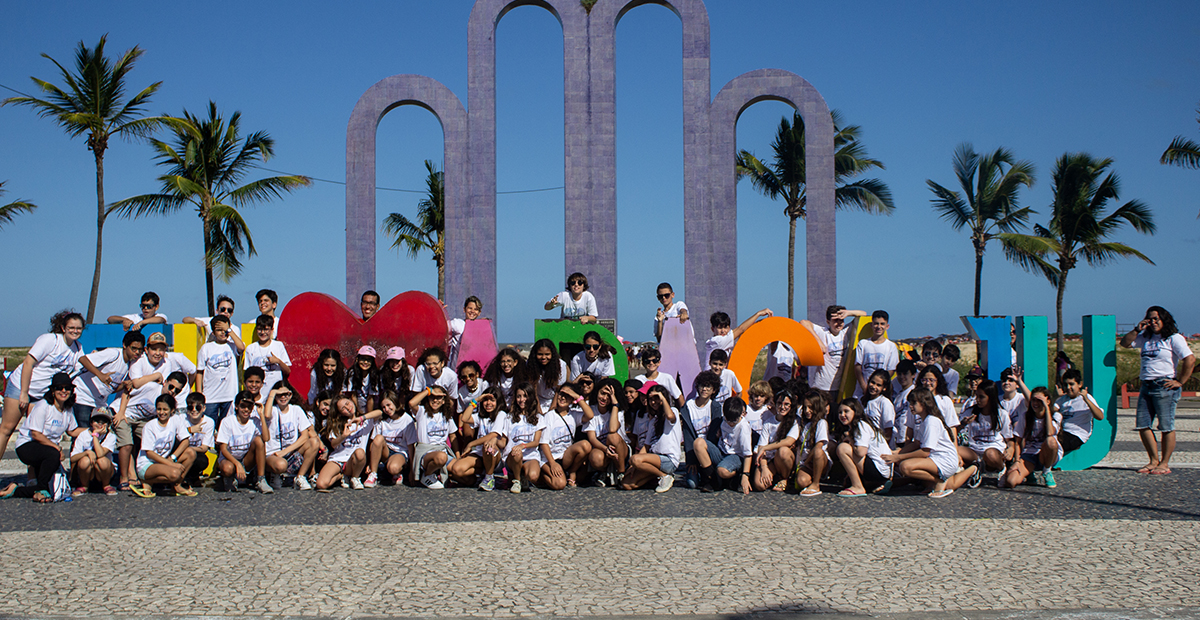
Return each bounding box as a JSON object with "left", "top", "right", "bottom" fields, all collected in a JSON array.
[
  {"left": 218, "top": 306, "right": 234, "bottom": 313},
  {"left": 460, "top": 372, "right": 478, "bottom": 379},
  {"left": 140, "top": 303, "right": 156, "bottom": 309},
  {"left": 187, "top": 404, "right": 205, "bottom": 412},
  {"left": 657, "top": 293, "right": 671, "bottom": 299},
  {"left": 236, "top": 402, "right": 255, "bottom": 410},
  {"left": 569, "top": 280, "right": 585, "bottom": 286},
  {"left": 644, "top": 358, "right": 661, "bottom": 364},
  {"left": 584, "top": 344, "right": 600, "bottom": 351},
  {"left": 53, "top": 385, "right": 73, "bottom": 393},
  {"left": 579, "top": 379, "right": 594, "bottom": 385}
]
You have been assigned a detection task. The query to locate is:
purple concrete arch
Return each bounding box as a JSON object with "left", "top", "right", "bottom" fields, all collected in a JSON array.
[
  {"left": 588, "top": 0, "right": 711, "bottom": 338},
  {"left": 709, "top": 68, "right": 836, "bottom": 327},
  {"left": 345, "top": 75, "right": 468, "bottom": 308},
  {"left": 464, "top": 0, "right": 589, "bottom": 325}
]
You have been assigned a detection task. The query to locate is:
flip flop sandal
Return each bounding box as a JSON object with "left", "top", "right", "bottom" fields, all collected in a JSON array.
[
  {"left": 118, "top": 481, "right": 132, "bottom": 491},
  {"left": 837, "top": 489, "right": 867, "bottom": 497},
  {"left": 872, "top": 480, "right": 893, "bottom": 495},
  {"left": 103, "top": 485, "right": 118, "bottom": 496},
  {"left": 1136, "top": 465, "right": 1156, "bottom": 474},
  {"left": 1150, "top": 468, "right": 1172, "bottom": 475},
  {"left": 175, "top": 486, "right": 198, "bottom": 497},
  {"left": 800, "top": 488, "right": 822, "bottom": 497},
  {"left": 0, "top": 484, "right": 17, "bottom": 499},
  {"left": 72, "top": 487, "right": 88, "bottom": 497},
  {"left": 928, "top": 489, "right": 954, "bottom": 498},
  {"left": 771, "top": 479, "right": 787, "bottom": 492},
  {"left": 130, "top": 485, "right": 156, "bottom": 498},
  {"left": 33, "top": 490, "right": 52, "bottom": 503}
]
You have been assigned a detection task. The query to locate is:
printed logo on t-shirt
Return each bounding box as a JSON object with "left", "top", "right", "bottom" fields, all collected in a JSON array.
[
  {"left": 206, "top": 350, "right": 234, "bottom": 370},
  {"left": 861, "top": 352, "right": 888, "bottom": 373}
]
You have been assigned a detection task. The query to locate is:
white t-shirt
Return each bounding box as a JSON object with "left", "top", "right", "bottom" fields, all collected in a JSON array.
[
  {"left": 854, "top": 418, "right": 893, "bottom": 478},
  {"left": 943, "top": 367, "right": 960, "bottom": 396},
  {"left": 635, "top": 372, "right": 682, "bottom": 401},
  {"left": 15, "top": 400, "right": 77, "bottom": 449},
  {"left": 137, "top": 415, "right": 190, "bottom": 471},
  {"left": 718, "top": 418, "right": 754, "bottom": 458},
  {"left": 963, "top": 407, "right": 1011, "bottom": 453},
  {"left": 556, "top": 291, "right": 598, "bottom": 320},
  {"left": 650, "top": 409, "right": 683, "bottom": 462},
  {"left": 216, "top": 415, "right": 262, "bottom": 461},
  {"left": 891, "top": 384, "right": 914, "bottom": 447},
  {"left": 411, "top": 366, "right": 458, "bottom": 395},
  {"left": 714, "top": 368, "right": 743, "bottom": 407},
  {"left": 539, "top": 410, "right": 578, "bottom": 460},
  {"left": 936, "top": 394, "right": 960, "bottom": 428},
  {"left": 327, "top": 418, "right": 375, "bottom": 464},
  {"left": 262, "top": 404, "right": 313, "bottom": 453},
  {"left": 1056, "top": 393, "right": 1100, "bottom": 442},
  {"left": 796, "top": 418, "right": 829, "bottom": 464},
  {"left": 198, "top": 341, "right": 240, "bottom": 404},
  {"left": 121, "top": 312, "right": 169, "bottom": 325},
  {"left": 243, "top": 340, "right": 291, "bottom": 393},
  {"left": 758, "top": 411, "right": 799, "bottom": 459},
  {"left": 414, "top": 406, "right": 455, "bottom": 445},
  {"left": 999, "top": 392, "right": 1027, "bottom": 430},
  {"left": 72, "top": 348, "right": 131, "bottom": 408},
  {"left": 12, "top": 333, "right": 83, "bottom": 399},
  {"left": 507, "top": 417, "right": 544, "bottom": 462},
  {"left": 175, "top": 414, "right": 215, "bottom": 451},
  {"left": 71, "top": 431, "right": 117, "bottom": 458},
  {"left": 683, "top": 398, "right": 714, "bottom": 439},
  {"left": 810, "top": 325, "right": 852, "bottom": 391},
  {"left": 745, "top": 404, "right": 769, "bottom": 437},
  {"left": 166, "top": 352, "right": 197, "bottom": 389},
  {"left": 854, "top": 339, "right": 899, "bottom": 397},
  {"left": 125, "top": 356, "right": 181, "bottom": 421},
  {"left": 448, "top": 318, "right": 466, "bottom": 365},
  {"left": 584, "top": 407, "right": 619, "bottom": 443},
  {"left": 456, "top": 379, "right": 490, "bottom": 414},
  {"left": 917, "top": 415, "right": 959, "bottom": 480},
  {"left": 471, "top": 413, "right": 511, "bottom": 456},
  {"left": 535, "top": 359, "right": 570, "bottom": 412},
  {"left": 863, "top": 395, "right": 896, "bottom": 434},
  {"left": 1134, "top": 333, "right": 1193, "bottom": 380},
  {"left": 656, "top": 301, "right": 691, "bottom": 340},
  {"left": 570, "top": 351, "right": 616, "bottom": 379},
  {"left": 704, "top": 333, "right": 735, "bottom": 368},
  {"left": 763, "top": 342, "right": 796, "bottom": 382},
  {"left": 1015, "top": 410, "right": 1063, "bottom": 457},
  {"left": 373, "top": 414, "right": 416, "bottom": 455}
]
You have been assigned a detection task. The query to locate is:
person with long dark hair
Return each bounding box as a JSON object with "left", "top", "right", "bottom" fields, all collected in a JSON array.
[
  {"left": 1120, "top": 305, "right": 1195, "bottom": 475},
  {"left": 1, "top": 373, "right": 83, "bottom": 502}
]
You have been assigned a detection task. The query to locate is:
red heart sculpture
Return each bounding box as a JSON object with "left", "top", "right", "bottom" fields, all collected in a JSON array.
[{"left": 277, "top": 291, "right": 449, "bottom": 401}]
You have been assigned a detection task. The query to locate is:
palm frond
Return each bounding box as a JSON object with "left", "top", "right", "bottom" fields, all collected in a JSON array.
[
  {"left": 836, "top": 178, "right": 893, "bottom": 214},
  {"left": 998, "top": 233, "right": 1061, "bottom": 287},
  {"left": 226, "top": 175, "right": 311, "bottom": 208},
  {"left": 927, "top": 180, "right": 971, "bottom": 230},
  {"left": 0, "top": 182, "right": 37, "bottom": 229},
  {"left": 383, "top": 212, "right": 433, "bottom": 259},
  {"left": 1160, "top": 136, "right": 1200, "bottom": 169},
  {"left": 107, "top": 192, "right": 191, "bottom": 218}
]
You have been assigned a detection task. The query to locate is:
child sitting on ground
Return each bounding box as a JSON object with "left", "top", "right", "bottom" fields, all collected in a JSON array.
[{"left": 70, "top": 408, "right": 118, "bottom": 496}]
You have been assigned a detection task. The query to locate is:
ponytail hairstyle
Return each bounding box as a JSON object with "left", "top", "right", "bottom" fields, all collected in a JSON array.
[
  {"left": 908, "top": 387, "right": 950, "bottom": 434},
  {"left": 510, "top": 381, "right": 541, "bottom": 425},
  {"left": 772, "top": 389, "right": 798, "bottom": 443},
  {"left": 1025, "top": 386, "right": 1052, "bottom": 442},
  {"left": 974, "top": 379, "right": 1001, "bottom": 431}
]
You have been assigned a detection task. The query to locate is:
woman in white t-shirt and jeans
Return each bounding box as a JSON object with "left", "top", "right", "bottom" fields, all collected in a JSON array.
[
  {"left": 0, "top": 310, "right": 85, "bottom": 460},
  {"left": 544, "top": 272, "right": 598, "bottom": 324},
  {"left": 1120, "top": 306, "right": 1195, "bottom": 476}
]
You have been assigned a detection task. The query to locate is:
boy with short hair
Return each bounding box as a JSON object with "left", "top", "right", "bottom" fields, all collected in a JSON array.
[
  {"left": 800, "top": 305, "right": 867, "bottom": 399},
  {"left": 703, "top": 308, "right": 772, "bottom": 368},
  {"left": 196, "top": 314, "right": 240, "bottom": 423},
  {"left": 679, "top": 370, "right": 720, "bottom": 488},
  {"left": 854, "top": 310, "right": 899, "bottom": 398},
  {"left": 71, "top": 330, "right": 145, "bottom": 427},
  {"left": 216, "top": 390, "right": 271, "bottom": 493},
  {"left": 705, "top": 349, "right": 742, "bottom": 410},
  {"left": 178, "top": 392, "right": 215, "bottom": 487},
  {"left": 891, "top": 359, "right": 918, "bottom": 448},
  {"left": 108, "top": 291, "right": 168, "bottom": 331},
  {"left": 243, "top": 314, "right": 291, "bottom": 399},
  {"left": 1055, "top": 369, "right": 1104, "bottom": 461},
  {"left": 653, "top": 282, "right": 689, "bottom": 341},
  {"left": 361, "top": 289, "right": 381, "bottom": 320},
  {"left": 940, "top": 344, "right": 962, "bottom": 396},
  {"left": 697, "top": 398, "right": 754, "bottom": 494},
  {"left": 182, "top": 295, "right": 245, "bottom": 353},
  {"left": 70, "top": 408, "right": 118, "bottom": 496},
  {"left": 243, "top": 367, "right": 266, "bottom": 408}
]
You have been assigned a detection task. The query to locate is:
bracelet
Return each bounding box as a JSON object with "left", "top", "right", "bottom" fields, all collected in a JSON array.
[
  {"left": 740, "top": 471, "right": 750, "bottom": 477},
  {"left": 573, "top": 397, "right": 584, "bottom": 404},
  {"left": 471, "top": 399, "right": 479, "bottom": 408}
]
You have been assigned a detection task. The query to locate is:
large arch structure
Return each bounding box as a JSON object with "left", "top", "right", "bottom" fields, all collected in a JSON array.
[
  {"left": 345, "top": 75, "right": 468, "bottom": 305},
  {"left": 709, "top": 68, "right": 836, "bottom": 326}
]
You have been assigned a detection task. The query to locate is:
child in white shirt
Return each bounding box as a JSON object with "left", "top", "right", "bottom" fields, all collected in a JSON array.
[
  {"left": 702, "top": 308, "right": 772, "bottom": 370},
  {"left": 215, "top": 390, "right": 270, "bottom": 493},
  {"left": 697, "top": 398, "right": 754, "bottom": 494},
  {"left": 178, "top": 392, "right": 216, "bottom": 488},
  {"left": 243, "top": 315, "right": 291, "bottom": 400},
  {"left": 69, "top": 408, "right": 118, "bottom": 496},
  {"left": 366, "top": 391, "right": 416, "bottom": 488},
  {"left": 854, "top": 310, "right": 899, "bottom": 398}
]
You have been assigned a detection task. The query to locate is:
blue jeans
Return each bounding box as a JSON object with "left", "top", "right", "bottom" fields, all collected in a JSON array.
[
  {"left": 1136, "top": 379, "right": 1181, "bottom": 432},
  {"left": 204, "top": 401, "right": 232, "bottom": 426}
]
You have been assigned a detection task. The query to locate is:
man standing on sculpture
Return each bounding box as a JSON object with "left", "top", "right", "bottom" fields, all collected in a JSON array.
[{"left": 801, "top": 305, "right": 867, "bottom": 402}]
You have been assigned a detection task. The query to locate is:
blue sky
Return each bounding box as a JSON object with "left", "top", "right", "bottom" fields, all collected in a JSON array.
[{"left": 1, "top": 1, "right": 1197, "bottom": 345}]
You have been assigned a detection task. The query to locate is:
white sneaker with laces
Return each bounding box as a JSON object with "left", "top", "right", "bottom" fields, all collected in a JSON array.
[
  {"left": 363, "top": 472, "right": 378, "bottom": 488},
  {"left": 295, "top": 475, "right": 312, "bottom": 491},
  {"left": 350, "top": 477, "right": 365, "bottom": 490},
  {"left": 422, "top": 474, "right": 443, "bottom": 489},
  {"left": 256, "top": 478, "right": 274, "bottom": 494},
  {"left": 655, "top": 475, "right": 673, "bottom": 493}
]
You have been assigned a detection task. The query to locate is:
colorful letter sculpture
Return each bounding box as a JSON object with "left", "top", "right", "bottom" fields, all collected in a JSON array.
[
  {"left": 278, "top": 291, "right": 449, "bottom": 400},
  {"left": 729, "top": 317, "right": 824, "bottom": 404},
  {"left": 837, "top": 317, "right": 882, "bottom": 402},
  {"left": 456, "top": 319, "right": 499, "bottom": 372},
  {"left": 79, "top": 324, "right": 169, "bottom": 353},
  {"left": 1058, "top": 315, "right": 1117, "bottom": 471},
  {"left": 961, "top": 316, "right": 1012, "bottom": 380},
  {"left": 533, "top": 320, "right": 628, "bottom": 383},
  {"left": 1015, "top": 315, "right": 1048, "bottom": 389},
  {"left": 658, "top": 320, "right": 701, "bottom": 398}
]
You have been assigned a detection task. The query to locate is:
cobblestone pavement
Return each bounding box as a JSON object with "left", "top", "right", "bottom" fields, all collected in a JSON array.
[{"left": 0, "top": 517, "right": 1197, "bottom": 618}]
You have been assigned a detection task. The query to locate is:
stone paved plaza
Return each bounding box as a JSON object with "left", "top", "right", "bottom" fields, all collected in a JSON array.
[{"left": 1, "top": 405, "right": 1197, "bottom": 618}]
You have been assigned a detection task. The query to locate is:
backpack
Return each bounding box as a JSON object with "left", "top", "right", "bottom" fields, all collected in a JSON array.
[{"left": 50, "top": 466, "right": 71, "bottom": 502}]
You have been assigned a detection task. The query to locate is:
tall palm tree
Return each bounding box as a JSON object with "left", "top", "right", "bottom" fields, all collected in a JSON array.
[
  {"left": 927, "top": 143, "right": 1036, "bottom": 316},
  {"left": 736, "top": 110, "right": 894, "bottom": 318},
  {"left": 0, "top": 181, "right": 37, "bottom": 229},
  {"left": 3, "top": 35, "right": 171, "bottom": 322},
  {"left": 384, "top": 159, "right": 445, "bottom": 302},
  {"left": 999, "top": 152, "right": 1155, "bottom": 353},
  {"left": 1161, "top": 104, "right": 1200, "bottom": 217},
  {"left": 109, "top": 102, "right": 311, "bottom": 314}
]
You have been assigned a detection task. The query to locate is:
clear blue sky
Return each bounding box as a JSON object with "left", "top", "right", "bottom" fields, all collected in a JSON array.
[{"left": 2, "top": 1, "right": 1197, "bottom": 346}]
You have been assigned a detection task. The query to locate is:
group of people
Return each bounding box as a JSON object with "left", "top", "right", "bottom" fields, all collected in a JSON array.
[{"left": 1, "top": 280, "right": 1192, "bottom": 503}]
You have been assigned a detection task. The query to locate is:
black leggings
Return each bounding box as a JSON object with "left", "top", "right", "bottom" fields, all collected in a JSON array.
[{"left": 14, "top": 442, "right": 61, "bottom": 499}]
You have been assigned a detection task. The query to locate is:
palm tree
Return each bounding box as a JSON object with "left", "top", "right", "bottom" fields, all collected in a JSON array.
[
  {"left": 927, "top": 143, "right": 1036, "bottom": 316},
  {"left": 0, "top": 181, "right": 37, "bottom": 229},
  {"left": 3, "top": 35, "right": 171, "bottom": 322},
  {"left": 736, "top": 110, "right": 894, "bottom": 318},
  {"left": 384, "top": 159, "right": 445, "bottom": 302},
  {"left": 1161, "top": 104, "right": 1200, "bottom": 217},
  {"left": 999, "top": 153, "right": 1155, "bottom": 353},
  {"left": 109, "top": 102, "right": 311, "bottom": 314}
]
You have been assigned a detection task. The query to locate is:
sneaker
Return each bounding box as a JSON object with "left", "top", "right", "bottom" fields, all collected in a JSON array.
[
  {"left": 350, "top": 477, "right": 365, "bottom": 490},
  {"left": 308, "top": 475, "right": 319, "bottom": 489},
  {"left": 363, "top": 472, "right": 378, "bottom": 488},
  {"left": 295, "top": 475, "right": 312, "bottom": 491},
  {"left": 267, "top": 474, "right": 282, "bottom": 490},
  {"left": 966, "top": 465, "right": 982, "bottom": 489},
  {"left": 478, "top": 475, "right": 495, "bottom": 492},
  {"left": 340, "top": 477, "right": 350, "bottom": 489},
  {"left": 655, "top": 475, "right": 673, "bottom": 494},
  {"left": 256, "top": 478, "right": 275, "bottom": 494},
  {"left": 510, "top": 479, "right": 522, "bottom": 494},
  {"left": 1044, "top": 469, "right": 1057, "bottom": 488},
  {"left": 1032, "top": 470, "right": 1043, "bottom": 486},
  {"left": 421, "top": 474, "right": 443, "bottom": 489},
  {"left": 223, "top": 476, "right": 239, "bottom": 493}
]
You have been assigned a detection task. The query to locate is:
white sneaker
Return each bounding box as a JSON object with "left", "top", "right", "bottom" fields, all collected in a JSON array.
[
  {"left": 363, "top": 472, "right": 378, "bottom": 488},
  {"left": 422, "top": 474, "right": 443, "bottom": 489},
  {"left": 255, "top": 478, "right": 274, "bottom": 494},
  {"left": 340, "top": 477, "right": 350, "bottom": 489},
  {"left": 350, "top": 477, "right": 365, "bottom": 490},
  {"left": 295, "top": 475, "right": 312, "bottom": 491},
  {"left": 655, "top": 475, "right": 674, "bottom": 493},
  {"left": 510, "top": 479, "right": 522, "bottom": 494}
]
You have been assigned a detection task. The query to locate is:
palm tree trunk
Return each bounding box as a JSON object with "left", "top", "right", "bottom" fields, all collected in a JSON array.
[
  {"left": 973, "top": 246, "right": 984, "bottom": 316},
  {"left": 1055, "top": 268, "right": 1068, "bottom": 355},
  {"left": 437, "top": 255, "right": 445, "bottom": 304},
  {"left": 203, "top": 215, "right": 215, "bottom": 316},
  {"left": 87, "top": 150, "right": 106, "bottom": 324},
  {"left": 787, "top": 214, "right": 797, "bottom": 319}
]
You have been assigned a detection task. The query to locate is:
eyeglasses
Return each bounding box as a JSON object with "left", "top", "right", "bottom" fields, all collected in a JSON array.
[
  {"left": 584, "top": 344, "right": 600, "bottom": 351},
  {"left": 140, "top": 303, "right": 156, "bottom": 309},
  {"left": 362, "top": 300, "right": 380, "bottom": 307},
  {"left": 187, "top": 404, "right": 205, "bottom": 412},
  {"left": 657, "top": 293, "right": 671, "bottom": 299}
]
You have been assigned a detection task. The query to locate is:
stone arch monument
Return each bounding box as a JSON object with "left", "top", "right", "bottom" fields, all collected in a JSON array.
[{"left": 345, "top": 0, "right": 835, "bottom": 346}]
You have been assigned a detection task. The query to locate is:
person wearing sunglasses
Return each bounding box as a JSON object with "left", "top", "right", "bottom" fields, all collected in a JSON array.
[
  {"left": 1, "top": 373, "right": 83, "bottom": 502},
  {"left": 653, "top": 282, "right": 689, "bottom": 342},
  {"left": 569, "top": 332, "right": 616, "bottom": 381},
  {"left": 544, "top": 272, "right": 598, "bottom": 324},
  {"left": 178, "top": 391, "right": 215, "bottom": 488},
  {"left": 182, "top": 294, "right": 245, "bottom": 353},
  {"left": 107, "top": 291, "right": 168, "bottom": 332}
]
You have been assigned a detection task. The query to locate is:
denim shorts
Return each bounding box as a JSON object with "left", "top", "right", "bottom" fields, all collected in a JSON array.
[
  {"left": 1136, "top": 380, "right": 1181, "bottom": 432},
  {"left": 716, "top": 453, "right": 744, "bottom": 473},
  {"left": 655, "top": 453, "right": 679, "bottom": 474}
]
